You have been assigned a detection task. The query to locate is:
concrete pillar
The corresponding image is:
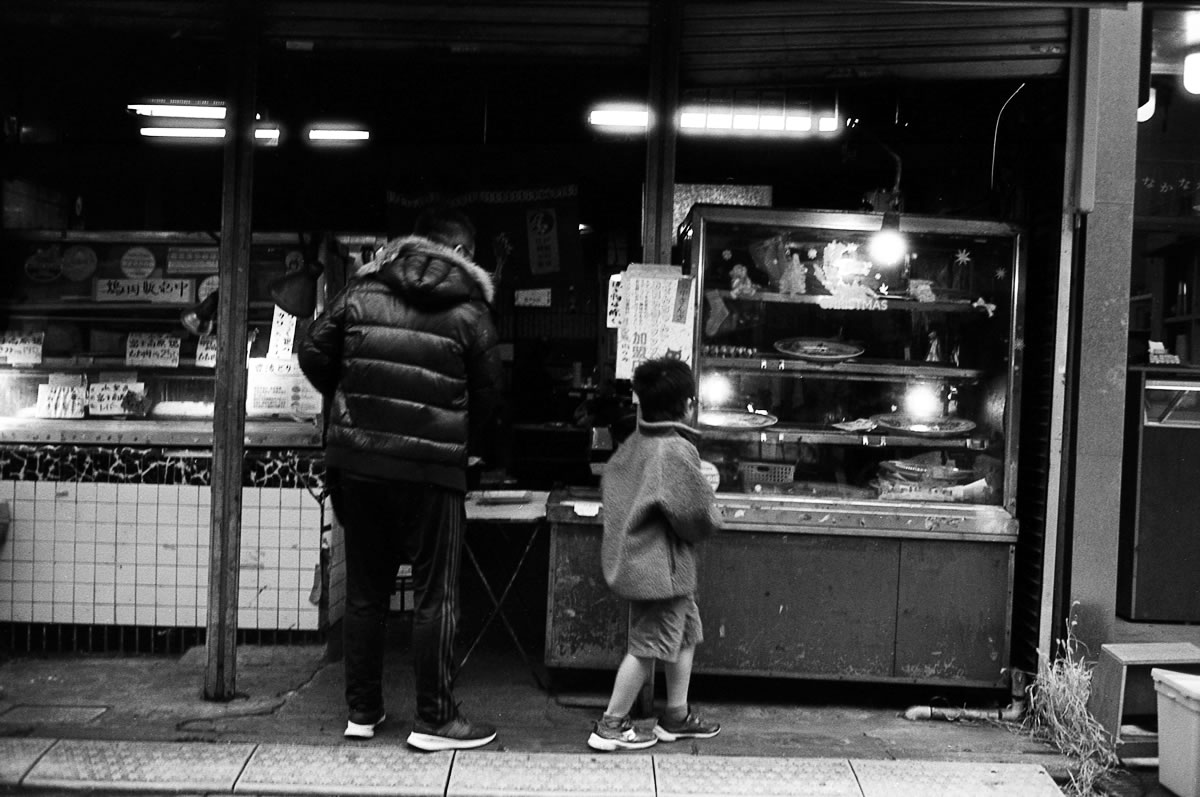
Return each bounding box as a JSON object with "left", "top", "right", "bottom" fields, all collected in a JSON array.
[{"left": 1069, "top": 5, "right": 1141, "bottom": 652}]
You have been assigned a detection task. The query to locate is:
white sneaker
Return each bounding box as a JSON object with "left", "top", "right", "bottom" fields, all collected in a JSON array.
[{"left": 344, "top": 713, "right": 386, "bottom": 739}]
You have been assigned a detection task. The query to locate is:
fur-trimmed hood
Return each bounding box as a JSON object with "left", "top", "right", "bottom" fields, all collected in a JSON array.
[{"left": 366, "top": 235, "right": 495, "bottom": 305}]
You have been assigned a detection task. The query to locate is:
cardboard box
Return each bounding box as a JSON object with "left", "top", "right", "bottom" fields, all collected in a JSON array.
[{"left": 1152, "top": 668, "right": 1200, "bottom": 797}]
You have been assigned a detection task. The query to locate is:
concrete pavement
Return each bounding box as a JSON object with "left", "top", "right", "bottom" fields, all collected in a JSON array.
[{"left": 0, "top": 633, "right": 1167, "bottom": 795}]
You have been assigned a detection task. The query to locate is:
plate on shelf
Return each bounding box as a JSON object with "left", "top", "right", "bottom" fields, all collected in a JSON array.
[
  {"left": 773, "top": 337, "right": 865, "bottom": 362},
  {"left": 879, "top": 459, "right": 977, "bottom": 483},
  {"left": 698, "top": 409, "right": 779, "bottom": 429},
  {"left": 871, "top": 413, "right": 977, "bottom": 438}
]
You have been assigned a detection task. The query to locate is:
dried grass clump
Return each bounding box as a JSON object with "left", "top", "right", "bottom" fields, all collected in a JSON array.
[{"left": 1024, "top": 602, "right": 1119, "bottom": 797}]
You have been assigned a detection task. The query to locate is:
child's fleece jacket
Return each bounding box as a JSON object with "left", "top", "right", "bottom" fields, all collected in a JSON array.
[{"left": 600, "top": 417, "right": 720, "bottom": 601}]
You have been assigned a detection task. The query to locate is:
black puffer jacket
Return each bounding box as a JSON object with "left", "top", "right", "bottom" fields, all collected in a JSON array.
[{"left": 298, "top": 235, "right": 501, "bottom": 491}]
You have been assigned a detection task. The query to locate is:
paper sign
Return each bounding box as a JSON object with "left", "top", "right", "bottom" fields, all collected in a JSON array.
[
  {"left": 606, "top": 274, "right": 623, "bottom": 328},
  {"left": 615, "top": 264, "right": 696, "bottom": 380},
  {"left": 95, "top": 278, "right": 194, "bottom": 304},
  {"left": 0, "top": 332, "right": 44, "bottom": 365},
  {"left": 126, "top": 333, "right": 181, "bottom": 367},
  {"left": 167, "top": 246, "right": 219, "bottom": 275},
  {"left": 514, "top": 288, "right": 552, "bottom": 307},
  {"left": 526, "top": 208, "right": 561, "bottom": 275},
  {"left": 87, "top": 382, "right": 147, "bottom": 416},
  {"left": 196, "top": 335, "right": 217, "bottom": 368},
  {"left": 267, "top": 305, "right": 297, "bottom": 360},
  {"left": 247, "top": 360, "right": 322, "bottom": 417},
  {"left": 36, "top": 383, "right": 86, "bottom": 418},
  {"left": 248, "top": 356, "right": 305, "bottom": 376}
]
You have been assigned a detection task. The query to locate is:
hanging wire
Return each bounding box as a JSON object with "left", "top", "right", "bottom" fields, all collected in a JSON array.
[{"left": 991, "top": 83, "right": 1027, "bottom": 190}]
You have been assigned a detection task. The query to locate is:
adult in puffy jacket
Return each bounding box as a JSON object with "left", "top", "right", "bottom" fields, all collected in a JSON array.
[{"left": 298, "top": 206, "right": 502, "bottom": 752}]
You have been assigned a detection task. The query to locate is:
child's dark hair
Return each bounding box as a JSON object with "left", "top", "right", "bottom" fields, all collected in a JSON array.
[
  {"left": 414, "top": 205, "right": 476, "bottom": 247},
  {"left": 633, "top": 357, "right": 695, "bottom": 422}
]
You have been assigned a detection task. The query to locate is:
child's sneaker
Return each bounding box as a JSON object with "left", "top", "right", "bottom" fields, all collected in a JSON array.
[
  {"left": 653, "top": 708, "right": 720, "bottom": 741},
  {"left": 344, "top": 711, "right": 386, "bottom": 739},
  {"left": 587, "top": 714, "right": 658, "bottom": 751}
]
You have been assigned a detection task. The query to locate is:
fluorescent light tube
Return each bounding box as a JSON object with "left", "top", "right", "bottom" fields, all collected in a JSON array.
[
  {"left": 129, "top": 103, "right": 225, "bottom": 119},
  {"left": 308, "top": 129, "right": 370, "bottom": 141},
  {"left": 140, "top": 127, "right": 225, "bottom": 138},
  {"left": 588, "top": 109, "right": 648, "bottom": 127}
]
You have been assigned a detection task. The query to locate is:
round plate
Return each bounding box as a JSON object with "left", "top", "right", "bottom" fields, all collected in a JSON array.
[
  {"left": 698, "top": 409, "right": 779, "bottom": 429},
  {"left": 871, "top": 414, "right": 977, "bottom": 438},
  {"left": 879, "top": 460, "right": 977, "bottom": 483},
  {"left": 774, "top": 337, "right": 865, "bottom": 362}
]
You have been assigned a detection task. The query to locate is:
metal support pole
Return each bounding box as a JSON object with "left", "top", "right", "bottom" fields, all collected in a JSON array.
[
  {"left": 205, "top": 6, "right": 257, "bottom": 701},
  {"left": 642, "top": 0, "right": 681, "bottom": 266}
]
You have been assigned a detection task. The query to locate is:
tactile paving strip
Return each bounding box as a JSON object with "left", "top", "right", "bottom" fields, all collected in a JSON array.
[
  {"left": 0, "top": 705, "right": 108, "bottom": 724},
  {"left": 655, "top": 756, "right": 861, "bottom": 797},
  {"left": 0, "top": 738, "right": 55, "bottom": 785},
  {"left": 851, "top": 759, "right": 1063, "bottom": 797},
  {"left": 23, "top": 739, "right": 254, "bottom": 792},
  {"left": 448, "top": 751, "right": 655, "bottom": 797},
  {"left": 235, "top": 743, "right": 453, "bottom": 796}
]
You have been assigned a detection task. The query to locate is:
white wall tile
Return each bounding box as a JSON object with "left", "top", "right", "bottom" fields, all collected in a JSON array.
[
  {"left": 15, "top": 481, "right": 35, "bottom": 500},
  {"left": 35, "top": 482, "right": 57, "bottom": 500},
  {"left": 116, "top": 483, "right": 138, "bottom": 505},
  {"left": 94, "top": 605, "right": 115, "bottom": 624},
  {"left": 115, "top": 604, "right": 135, "bottom": 624}
]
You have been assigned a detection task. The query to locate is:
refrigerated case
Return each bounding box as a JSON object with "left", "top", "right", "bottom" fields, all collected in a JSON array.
[
  {"left": 1119, "top": 367, "right": 1200, "bottom": 622},
  {"left": 0, "top": 230, "right": 379, "bottom": 631},
  {"left": 546, "top": 205, "right": 1025, "bottom": 686}
]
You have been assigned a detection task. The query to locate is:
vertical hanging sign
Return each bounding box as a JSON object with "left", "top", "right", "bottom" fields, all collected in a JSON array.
[
  {"left": 615, "top": 264, "right": 696, "bottom": 380},
  {"left": 266, "top": 305, "right": 297, "bottom": 360},
  {"left": 526, "top": 208, "right": 561, "bottom": 275}
]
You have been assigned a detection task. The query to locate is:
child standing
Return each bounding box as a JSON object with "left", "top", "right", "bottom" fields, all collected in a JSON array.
[{"left": 587, "top": 357, "right": 722, "bottom": 752}]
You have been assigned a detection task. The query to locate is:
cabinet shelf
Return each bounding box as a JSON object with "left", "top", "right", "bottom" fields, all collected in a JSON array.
[
  {"left": 698, "top": 423, "right": 985, "bottom": 449},
  {"left": 714, "top": 290, "right": 985, "bottom": 314},
  {"left": 700, "top": 356, "right": 984, "bottom": 382}
]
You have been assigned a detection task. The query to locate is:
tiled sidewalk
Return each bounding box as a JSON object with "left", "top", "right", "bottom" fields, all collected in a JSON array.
[{"left": 2, "top": 737, "right": 1065, "bottom": 796}]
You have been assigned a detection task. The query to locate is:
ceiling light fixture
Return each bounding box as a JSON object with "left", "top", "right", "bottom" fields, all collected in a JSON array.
[{"left": 308, "top": 129, "right": 370, "bottom": 141}]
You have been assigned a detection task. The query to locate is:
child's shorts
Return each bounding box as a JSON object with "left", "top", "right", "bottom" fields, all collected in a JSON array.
[{"left": 627, "top": 595, "right": 703, "bottom": 663}]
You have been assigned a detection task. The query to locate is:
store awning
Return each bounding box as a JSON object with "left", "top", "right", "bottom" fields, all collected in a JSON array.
[{"left": 0, "top": 1, "right": 1089, "bottom": 83}]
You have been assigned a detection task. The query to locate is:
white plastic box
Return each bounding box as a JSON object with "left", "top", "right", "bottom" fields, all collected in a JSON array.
[{"left": 1152, "top": 668, "right": 1200, "bottom": 797}]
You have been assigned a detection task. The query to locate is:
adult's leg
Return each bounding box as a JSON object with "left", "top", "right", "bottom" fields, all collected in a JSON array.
[
  {"left": 338, "top": 474, "right": 405, "bottom": 721},
  {"left": 405, "top": 483, "right": 464, "bottom": 725}
]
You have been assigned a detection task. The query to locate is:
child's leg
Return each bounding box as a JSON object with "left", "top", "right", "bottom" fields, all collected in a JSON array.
[
  {"left": 662, "top": 644, "right": 695, "bottom": 720},
  {"left": 604, "top": 653, "right": 653, "bottom": 718}
]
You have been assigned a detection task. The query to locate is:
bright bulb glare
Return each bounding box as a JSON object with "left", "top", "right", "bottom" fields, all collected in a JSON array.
[
  {"left": 869, "top": 229, "right": 907, "bottom": 266},
  {"left": 904, "top": 384, "right": 942, "bottom": 420},
  {"left": 680, "top": 111, "right": 706, "bottom": 128},
  {"left": 699, "top": 373, "right": 733, "bottom": 407},
  {"left": 706, "top": 113, "right": 732, "bottom": 129},
  {"left": 818, "top": 115, "right": 839, "bottom": 132},
  {"left": 1186, "top": 54, "right": 1200, "bottom": 95},
  {"left": 1138, "top": 88, "right": 1157, "bottom": 123},
  {"left": 309, "top": 129, "right": 370, "bottom": 141},
  {"left": 589, "top": 109, "right": 649, "bottom": 127}
]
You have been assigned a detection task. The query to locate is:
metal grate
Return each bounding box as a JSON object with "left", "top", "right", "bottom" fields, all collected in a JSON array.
[{"left": 0, "top": 623, "right": 324, "bottom": 654}]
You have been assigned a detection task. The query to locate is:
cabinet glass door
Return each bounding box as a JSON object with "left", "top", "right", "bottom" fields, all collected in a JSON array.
[{"left": 680, "top": 205, "right": 1023, "bottom": 511}]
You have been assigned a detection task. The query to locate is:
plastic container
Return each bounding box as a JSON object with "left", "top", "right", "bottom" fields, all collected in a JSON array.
[
  {"left": 1152, "top": 667, "right": 1200, "bottom": 797},
  {"left": 738, "top": 461, "right": 794, "bottom": 488}
]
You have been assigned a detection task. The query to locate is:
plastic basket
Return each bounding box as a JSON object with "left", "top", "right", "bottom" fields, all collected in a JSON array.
[{"left": 738, "top": 461, "right": 795, "bottom": 486}]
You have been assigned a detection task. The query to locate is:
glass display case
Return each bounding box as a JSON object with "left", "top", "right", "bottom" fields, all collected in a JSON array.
[
  {"left": 680, "top": 205, "right": 1025, "bottom": 525},
  {"left": 0, "top": 230, "right": 380, "bottom": 447}
]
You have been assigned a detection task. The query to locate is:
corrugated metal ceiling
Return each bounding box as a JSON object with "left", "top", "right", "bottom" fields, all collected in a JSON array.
[{"left": 1, "top": 1, "right": 1081, "bottom": 84}]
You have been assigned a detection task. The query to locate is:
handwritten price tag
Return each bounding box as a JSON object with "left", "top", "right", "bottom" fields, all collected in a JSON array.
[
  {"left": 95, "top": 278, "right": 194, "bottom": 304},
  {"left": 36, "top": 384, "right": 86, "bottom": 418},
  {"left": 126, "top": 333, "right": 181, "bottom": 367},
  {"left": 0, "top": 332, "right": 44, "bottom": 366},
  {"left": 87, "top": 382, "right": 147, "bottom": 416},
  {"left": 196, "top": 335, "right": 217, "bottom": 368}
]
